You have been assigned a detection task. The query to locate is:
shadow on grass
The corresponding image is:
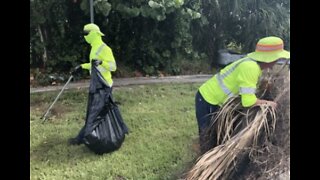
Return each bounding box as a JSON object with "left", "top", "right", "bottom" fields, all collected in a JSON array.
[
  {"left": 30, "top": 134, "right": 98, "bottom": 165},
  {"left": 170, "top": 138, "right": 202, "bottom": 180}
]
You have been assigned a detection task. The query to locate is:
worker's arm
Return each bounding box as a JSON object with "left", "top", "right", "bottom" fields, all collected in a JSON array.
[
  {"left": 237, "top": 62, "right": 261, "bottom": 107},
  {"left": 98, "top": 45, "right": 117, "bottom": 72},
  {"left": 240, "top": 94, "right": 257, "bottom": 107},
  {"left": 237, "top": 62, "right": 277, "bottom": 109},
  {"left": 81, "top": 63, "right": 91, "bottom": 70}
]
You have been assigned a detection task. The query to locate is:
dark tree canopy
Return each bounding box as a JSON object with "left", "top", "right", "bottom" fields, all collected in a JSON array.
[{"left": 30, "top": 0, "right": 290, "bottom": 78}]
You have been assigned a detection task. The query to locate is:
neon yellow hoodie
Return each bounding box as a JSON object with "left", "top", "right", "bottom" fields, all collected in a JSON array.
[
  {"left": 199, "top": 57, "right": 262, "bottom": 107},
  {"left": 81, "top": 31, "right": 116, "bottom": 86}
]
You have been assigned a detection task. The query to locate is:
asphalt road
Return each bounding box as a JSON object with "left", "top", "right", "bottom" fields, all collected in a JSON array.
[{"left": 30, "top": 74, "right": 212, "bottom": 93}]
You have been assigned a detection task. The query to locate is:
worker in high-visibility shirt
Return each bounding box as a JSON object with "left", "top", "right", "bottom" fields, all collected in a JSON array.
[
  {"left": 69, "top": 23, "right": 117, "bottom": 145},
  {"left": 72, "top": 23, "right": 116, "bottom": 86},
  {"left": 195, "top": 36, "right": 290, "bottom": 153}
]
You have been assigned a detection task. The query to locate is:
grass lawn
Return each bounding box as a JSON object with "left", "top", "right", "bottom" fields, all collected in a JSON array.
[{"left": 30, "top": 83, "right": 202, "bottom": 180}]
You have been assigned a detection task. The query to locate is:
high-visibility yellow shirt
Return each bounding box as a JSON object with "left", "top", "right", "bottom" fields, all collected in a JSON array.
[
  {"left": 199, "top": 57, "right": 262, "bottom": 107},
  {"left": 81, "top": 36, "right": 116, "bottom": 86}
]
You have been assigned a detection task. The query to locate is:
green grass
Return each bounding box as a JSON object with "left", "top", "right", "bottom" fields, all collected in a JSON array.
[{"left": 30, "top": 83, "right": 202, "bottom": 180}]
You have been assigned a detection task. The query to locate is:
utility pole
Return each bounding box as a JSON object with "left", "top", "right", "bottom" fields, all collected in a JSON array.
[{"left": 90, "top": 0, "right": 94, "bottom": 23}]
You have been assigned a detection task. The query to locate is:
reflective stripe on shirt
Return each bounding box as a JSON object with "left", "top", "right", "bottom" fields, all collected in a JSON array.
[
  {"left": 94, "top": 44, "right": 110, "bottom": 86},
  {"left": 95, "top": 44, "right": 106, "bottom": 57},
  {"left": 216, "top": 58, "right": 255, "bottom": 96},
  {"left": 95, "top": 44, "right": 108, "bottom": 73},
  {"left": 239, "top": 87, "right": 256, "bottom": 94},
  {"left": 216, "top": 73, "right": 234, "bottom": 98},
  {"left": 97, "top": 66, "right": 107, "bottom": 73},
  {"left": 108, "top": 62, "right": 116, "bottom": 71}
]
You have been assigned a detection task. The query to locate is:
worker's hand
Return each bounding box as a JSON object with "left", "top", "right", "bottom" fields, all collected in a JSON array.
[
  {"left": 254, "top": 99, "right": 277, "bottom": 109},
  {"left": 71, "top": 65, "right": 82, "bottom": 76},
  {"left": 92, "top": 59, "right": 102, "bottom": 66},
  {"left": 265, "top": 101, "right": 277, "bottom": 109}
]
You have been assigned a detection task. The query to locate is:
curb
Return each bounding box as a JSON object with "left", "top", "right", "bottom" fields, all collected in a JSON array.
[{"left": 30, "top": 74, "right": 212, "bottom": 93}]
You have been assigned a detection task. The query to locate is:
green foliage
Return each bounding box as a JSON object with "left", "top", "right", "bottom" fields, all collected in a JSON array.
[
  {"left": 30, "top": 0, "right": 290, "bottom": 79},
  {"left": 30, "top": 0, "right": 89, "bottom": 73},
  {"left": 30, "top": 83, "right": 200, "bottom": 179},
  {"left": 226, "top": 42, "right": 243, "bottom": 54},
  {"left": 228, "top": 0, "right": 291, "bottom": 52},
  {"left": 34, "top": 73, "right": 52, "bottom": 86},
  {"left": 95, "top": 0, "right": 112, "bottom": 16},
  {"left": 191, "top": 0, "right": 290, "bottom": 66},
  {"left": 99, "top": 0, "right": 205, "bottom": 76}
]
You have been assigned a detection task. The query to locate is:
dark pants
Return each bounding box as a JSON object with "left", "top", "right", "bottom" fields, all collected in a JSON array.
[
  {"left": 195, "top": 91, "right": 220, "bottom": 153},
  {"left": 75, "top": 87, "right": 112, "bottom": 143}
]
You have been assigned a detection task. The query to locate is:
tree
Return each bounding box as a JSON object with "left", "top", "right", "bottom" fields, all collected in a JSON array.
[
  {"left": 191, "top": 0, "right": 290, "bottom": 67},
  {"left": 30, "top": 0, "right": 290, "bottom": 77},
  {"left": 30, "top": 0, "right": 88, "bottom": 72}
]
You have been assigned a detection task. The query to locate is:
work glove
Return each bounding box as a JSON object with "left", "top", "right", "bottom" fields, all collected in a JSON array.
[
  {"left": 92, "top": 59, "right": 102, "bottom": 66},
  {"left": 71, "top": 65, "right": 82, "bottom": 76}
]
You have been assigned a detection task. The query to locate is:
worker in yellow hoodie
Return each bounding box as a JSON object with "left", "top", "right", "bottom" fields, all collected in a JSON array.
[
  {"left": 195, "top": 36, "right": 290, "bottom": 153},
  {"left": 69, "top": 23, "right": 116, "bottom": 145},
  {"left": 72, "top": 23, "right": 116, "bottom": 86}
]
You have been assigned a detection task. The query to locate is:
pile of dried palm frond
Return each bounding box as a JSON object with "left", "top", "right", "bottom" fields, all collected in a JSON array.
[{"left": 185, "top": 64, "right": 290, "bottom": 180}]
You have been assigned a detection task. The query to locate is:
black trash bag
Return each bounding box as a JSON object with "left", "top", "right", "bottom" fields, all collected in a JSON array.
[{"left": 83, "top": 64, "right": 129, "bottom": 154}]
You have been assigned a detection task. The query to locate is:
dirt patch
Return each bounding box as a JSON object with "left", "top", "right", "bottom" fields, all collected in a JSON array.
[{"left": 31, "top": 103, "right": 72, "bottom": 119}]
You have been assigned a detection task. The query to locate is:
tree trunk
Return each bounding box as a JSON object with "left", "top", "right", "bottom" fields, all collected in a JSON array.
[
  {"left": 37, "top": 25, "right": 48, "bottom": 69},
  {"left": 201, "top": 0, "right": 223, "bottom": 68}
]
